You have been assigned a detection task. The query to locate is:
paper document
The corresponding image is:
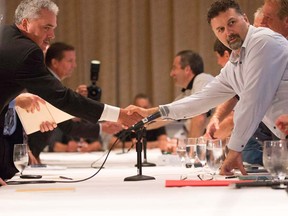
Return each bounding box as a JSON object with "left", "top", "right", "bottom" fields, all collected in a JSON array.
[{"left": 15, "top": 101, "right": 74, "bottom": 134}]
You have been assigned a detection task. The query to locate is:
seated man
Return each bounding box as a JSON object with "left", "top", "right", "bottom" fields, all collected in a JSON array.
[
  {"left": 51, "top": 85, "right": 103, "bottom": 153},
  {"left": 28, "top": 42, "right": 122, "bottom": 161}
]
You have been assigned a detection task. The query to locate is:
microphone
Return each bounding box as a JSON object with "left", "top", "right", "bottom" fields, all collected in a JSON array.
[{"left": 128, "top": 111, "right": 161, "bottom": 131}]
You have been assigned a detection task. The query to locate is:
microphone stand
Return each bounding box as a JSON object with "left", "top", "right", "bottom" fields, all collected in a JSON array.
[
  {"left": 124, "top": 127, "right": 155, "bottom": 181},
  {"left": 140, "top": 127, "right": 156, "bottom": 167},
  {"left": 116, "top": 130, "right": 129, "bottom": 155}
]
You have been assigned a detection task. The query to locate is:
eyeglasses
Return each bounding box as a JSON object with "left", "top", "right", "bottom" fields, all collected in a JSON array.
[{"left": 180, "top": 173, "right": 214, "bottom": 181}]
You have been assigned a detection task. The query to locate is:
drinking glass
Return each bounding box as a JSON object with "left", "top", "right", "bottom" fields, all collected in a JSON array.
[
  {"left": 176, "top": 138, "right": 187, "bottom": 167},
  {"left": 13, "top": 143, "right": 29, "bottom": 175},
  {"left": 184, "top": 138, "right": 197, "bottom": 168},
  {"left": 206, "top": 139, "right": 224, "bottom": 177},
  {"left": 263, "top": 140, "right": 288, "bottom": 189},
  {"left": 196, "top": 136, "right": 207, "bottom": 168}
]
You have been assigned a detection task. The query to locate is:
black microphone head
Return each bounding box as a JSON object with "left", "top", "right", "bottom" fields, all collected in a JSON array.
[{"left": 128, "top": 111, "right": 161, "bottom": 131}]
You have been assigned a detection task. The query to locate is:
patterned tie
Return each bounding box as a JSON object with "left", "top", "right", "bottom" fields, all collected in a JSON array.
[{"left": 3, "top": 100, "right": 17, "bottom": 136}]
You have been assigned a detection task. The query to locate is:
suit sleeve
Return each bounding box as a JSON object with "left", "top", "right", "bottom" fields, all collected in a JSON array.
[{"left": 16, "top": 48, "right": 104, "bottom": 123}]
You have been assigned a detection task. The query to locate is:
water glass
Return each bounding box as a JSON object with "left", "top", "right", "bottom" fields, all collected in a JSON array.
[
  {"left": 184, "top": 138, "right": 197, "bottom": 168},
  {"left": 263, "top": 140, "right": 288, "bottom": 189},
  {"left": 206, "top": 139, "right": 223, "bottom": 176},
  {"left": 176, "top": 138, "right": 187, "bottom": 167},
  {"left": 196, "top": 136, "right": 207, "bottom": 167},
  {"left": 13, "top": 143, "right": 29, "bottom": 175}
]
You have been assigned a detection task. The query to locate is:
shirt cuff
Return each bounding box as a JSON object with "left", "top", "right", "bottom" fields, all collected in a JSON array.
[
  {"left": 99, "top": 123, "right": 102, "bottom": 135},
  {"left": 99, "top": 104, "right": 120, "bottom": 122},
  {"left": 227, "top": 135, "right": 247, "bottom": 152}
]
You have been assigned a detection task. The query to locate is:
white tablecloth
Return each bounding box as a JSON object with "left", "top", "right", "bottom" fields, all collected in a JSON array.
[{"left": 1, "top": 149, "right": 287, "bottom": 215}]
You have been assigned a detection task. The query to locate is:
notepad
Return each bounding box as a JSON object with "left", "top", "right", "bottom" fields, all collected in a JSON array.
[{"left": 15, "top": 101, "right": 74, "bottom": 134}]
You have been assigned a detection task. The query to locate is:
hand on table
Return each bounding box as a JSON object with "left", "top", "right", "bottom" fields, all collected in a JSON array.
[
  {"left": 220, "top": 149, "right": 247, "bottom": 176},
  {"left": 275, "top": 114, "right": 288, "bottom": 135}
]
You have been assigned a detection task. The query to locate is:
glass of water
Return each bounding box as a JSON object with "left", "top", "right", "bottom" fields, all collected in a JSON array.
[
  {"left": 206, "top": 139, "right": 224, "bottom": 178},
  {"left": 184, "top": 138, "right": 197, "bottom": 168},
  {"left": 196, "top": 136, "right": 207, "bottom": 168},
  {"left": 13, "top": 143, "right": 29, "bottom": 175},
  {"left": 263, "top": 140, "right": 288, "bottom": 189},
  {"left": 176, "top": 138, "right": 187, "bottom": 167}
]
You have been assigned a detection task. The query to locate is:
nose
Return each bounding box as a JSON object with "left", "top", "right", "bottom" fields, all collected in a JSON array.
[{"left": 48, "top": 29, "right": 55, "bottom": 40}]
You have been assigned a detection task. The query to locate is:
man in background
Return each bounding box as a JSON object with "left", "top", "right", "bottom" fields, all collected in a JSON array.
[
  {"left": 170, "top": 50, "right": 214, "bottom": 138},
  {"left": 28, "top": 42, "right": 122, "bottom": 160}
]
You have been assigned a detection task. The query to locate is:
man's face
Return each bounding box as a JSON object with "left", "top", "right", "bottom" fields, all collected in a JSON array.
[
  {"left": 134, "top": 98, "right": 150, "bottom": 109},
  {"left": 170, "top": 56, "right": 189, "bottom": 88},
  {"left": 52, "top": 50, "right": 77, "bottom": 80},
  {"left": 262, "top": 1, "right": 288, "bottom": 37},
  {"left": 210, "top": 8, "right": 249, "bottom": 52},
  {"left": 215, "top": 51, "right": 230, "bottom": 68},
  {"left": 23, "top": 9, "right": 57, "bottom": 51}
]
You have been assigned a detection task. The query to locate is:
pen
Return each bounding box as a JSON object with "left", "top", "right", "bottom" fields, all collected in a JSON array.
[
  {"left": 59, "top": 176, "right": 73, "bottom": 180},
  {"left": 225, "top": 176, "right": 237, "bottom": 179}
]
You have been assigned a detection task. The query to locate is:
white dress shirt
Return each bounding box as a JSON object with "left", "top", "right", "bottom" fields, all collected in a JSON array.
[{"left": 159, "top": 25, "right": 288, "bottom": 152}]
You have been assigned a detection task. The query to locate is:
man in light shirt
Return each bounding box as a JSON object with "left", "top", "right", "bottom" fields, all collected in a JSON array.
[{"left": 135, "top": 0, "right": 288, "bottom": 175}]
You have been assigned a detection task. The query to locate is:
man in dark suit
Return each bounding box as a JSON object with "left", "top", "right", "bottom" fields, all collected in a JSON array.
[{"left": 0, "top": 0, "right": 141, "bottom": 181}]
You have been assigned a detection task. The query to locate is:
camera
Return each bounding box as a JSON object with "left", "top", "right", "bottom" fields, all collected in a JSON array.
[{"left": 88, "top": 60, "right": 102, "bottom": 101}]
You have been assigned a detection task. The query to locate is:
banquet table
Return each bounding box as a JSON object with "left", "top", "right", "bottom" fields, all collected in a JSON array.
[{"left": 1, "top": 149, "right": 287, "bottom": 215}]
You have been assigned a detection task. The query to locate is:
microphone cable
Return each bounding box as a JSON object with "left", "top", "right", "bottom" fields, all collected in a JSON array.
[{"left": 6, "top": 130, "right": 133, "bottom": 185}]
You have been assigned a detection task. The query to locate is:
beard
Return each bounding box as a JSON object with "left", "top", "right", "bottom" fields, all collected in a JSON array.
[{"left": 227, "top": 34, "right": 243, "bottom": 50}]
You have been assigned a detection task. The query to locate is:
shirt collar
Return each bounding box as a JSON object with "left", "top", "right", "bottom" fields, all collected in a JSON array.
[
  {"left": 181, "top": 75, "right": 197, "bottom": 92},
  {"left": 47, "top": 67, "right": 61, "bottom": 81},
  {"left": 229, "top": 25, "right": 254, "bottom": 64}
]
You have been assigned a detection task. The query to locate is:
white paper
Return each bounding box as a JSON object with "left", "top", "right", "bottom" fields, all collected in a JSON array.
[{"left": 15, "top": 101, "right": 74, "bottom": 134}]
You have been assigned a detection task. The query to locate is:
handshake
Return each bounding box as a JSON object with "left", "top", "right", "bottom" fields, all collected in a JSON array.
[{"left": 15, "top": 93, "right": 160, "bottom": 133}]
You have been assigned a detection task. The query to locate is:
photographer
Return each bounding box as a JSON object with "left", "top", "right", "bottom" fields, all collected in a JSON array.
[{"left": 28, "top": 42, "right": 122, "bottom": 161}]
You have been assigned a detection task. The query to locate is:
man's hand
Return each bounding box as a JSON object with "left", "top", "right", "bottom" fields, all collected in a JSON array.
[
  {"left": 205, "top": 116, "right": 220, "bottom": 139},
  {"left": 220, "top": 149, "right": 247, "bottom": 176},
  {"left": 0, "top": 178, "right": 7, "bottom": 186},
  {"left": 125, "top": 105, "right": 159, "bottom": 118},
  {"left": 275, "top": 114, "right": 288, "bottom": 135},
  {"left": 101, "top": 122, "right": 123, "bottom": 134},
  {"left": 28, "top": 150, "right": 40, "bottom": 165},
  {"left": 15, "top": 93, "right": 45, "bottom": 113},
  {"left": 39, "top": 121, "right": 57, "bottom": 132},
  {"left": 118, "top": 108, "right": 143, "bottom": 128},
  {"left": 75, "top": 84, "right": 88, "bottom": 97}
]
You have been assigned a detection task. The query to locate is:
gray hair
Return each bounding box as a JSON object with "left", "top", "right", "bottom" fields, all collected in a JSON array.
[
  {"left": 15, "top": 0, "right": 59, "bottom": 24},
  {"left": 254, "top": 6, "right": 263, "bottom": 19}
]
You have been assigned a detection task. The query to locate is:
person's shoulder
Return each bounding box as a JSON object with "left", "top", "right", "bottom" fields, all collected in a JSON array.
[
  {"left": 195, "top": 73, "right": 214, "bottom": 81},
  {"left": 1, "top": 24, "right": 40, "bottom": 54},
  {"left": 250, "top": 26, "right": 287, "bottom": 46}
]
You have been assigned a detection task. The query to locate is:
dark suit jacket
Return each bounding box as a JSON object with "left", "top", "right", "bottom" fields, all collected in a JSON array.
[
  {"left": 28, "top": 119, "right": 101, "bottom": 157},
  {"left": 0, "top": 24, "right": 106, "bottom": 179}
]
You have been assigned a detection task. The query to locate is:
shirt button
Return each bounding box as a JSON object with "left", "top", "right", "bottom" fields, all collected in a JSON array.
[
  {"left": 241, "top": 145, "right": 244, "bottom": 148},
  {"left": 273, "top": 126, "right": 276, "bottom": 129}
]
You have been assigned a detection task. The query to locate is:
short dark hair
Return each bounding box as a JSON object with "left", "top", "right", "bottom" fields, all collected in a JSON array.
[
  {"left": 207, "top": 0, "right": 243, "bottom": 24},
  {"left": 133, "top": 93, "right": 151, "bottom": 104},
  {"left": 45, "top": 42, "right": 75, "bottom": 67},
  {"left": 176, "top": 50, "right": 204, "bottom": 75},
  {"left": 213, "top": 39, "right": 232, "bottom": 56}
]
